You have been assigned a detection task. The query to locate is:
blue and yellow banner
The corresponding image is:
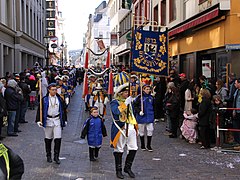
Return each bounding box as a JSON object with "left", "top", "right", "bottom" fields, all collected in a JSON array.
[{"left": 131, "top": 29, "right": 168, "bottom": 76}]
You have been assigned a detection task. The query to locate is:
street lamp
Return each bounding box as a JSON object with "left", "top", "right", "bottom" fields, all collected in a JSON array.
[
  {"left": 44, "top": 36, "right": 51, "bottom": 76},
  {"left": 60, "top": 43, "right": 64, "bottom": 68}
]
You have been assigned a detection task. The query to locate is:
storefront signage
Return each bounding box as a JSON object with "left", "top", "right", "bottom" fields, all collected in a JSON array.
[
  {"left": 225, "top": 44, "right": 240, "bottom": 50},
  {"left": 46, "top": 0, "right": 55, "bottom": 37}
]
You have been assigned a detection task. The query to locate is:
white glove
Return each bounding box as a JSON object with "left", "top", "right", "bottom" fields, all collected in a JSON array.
[
  {"left": 37, "top": 122, "right": 43, "bottom": 127},
  {"left": 139, "top": 111, "right": 144, "bottom": 116},
  {"left": 92, "top": 91, "right": 97, "bottom": 95},
  {"left": 65, "top": 121, "right": 68, "bottom": 126},
  {"left": 124, "top": 96, "right": 133, "bottom": 106},
  {"left": 65, "top": 97, "right": 69, "bottom": 105}
]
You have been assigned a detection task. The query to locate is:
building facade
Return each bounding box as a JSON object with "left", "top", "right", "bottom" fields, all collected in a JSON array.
[
  {"left": 150, "top": 0, "right": 240, "bottom": 82},
  {"left": 0, "top": 0, "right": 46, "bottom": 77},
  {"left": 84, "top": 1, "right": 110, "bottom": 66},
  {"left": 108, "top": 0, "right": 132, "bottom": 67}
]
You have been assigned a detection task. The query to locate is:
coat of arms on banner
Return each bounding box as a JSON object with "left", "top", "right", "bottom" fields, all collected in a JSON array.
[{"left": 132, "top": 29, "right": 168, "bottom": 76}]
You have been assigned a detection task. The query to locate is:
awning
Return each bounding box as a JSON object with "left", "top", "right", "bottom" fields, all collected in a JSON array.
[{"left": 169, "top": 8, "right": 219, "bottom": 37}]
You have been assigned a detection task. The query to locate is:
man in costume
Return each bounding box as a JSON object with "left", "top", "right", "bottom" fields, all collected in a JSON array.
[
  {"left": 84, "top": 74, "right": 97, "bottom": 111},
  {"left": 130, "top": 74, "right": 140, "bottom": 98},
  {"left": 92, "top": 83, "right": 109, "bottom": 118},
  {"left": 110, "top": 83, "right": 138, "bottom": 179},
  {"left": 36, "top": 83, "right": 67, "bottom": 164}
]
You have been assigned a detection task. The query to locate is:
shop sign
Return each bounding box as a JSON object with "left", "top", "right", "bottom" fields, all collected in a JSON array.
[
  {"left": 226, "top": 44, "right": 240, "bottom": 50},
  {"left": 46, "top": 0, "right": 55, "bottom": 37}
]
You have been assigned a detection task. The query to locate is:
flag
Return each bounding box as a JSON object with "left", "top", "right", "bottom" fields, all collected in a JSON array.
[{"left": 131, "top": 29, "right": 168, "bottom": 76}]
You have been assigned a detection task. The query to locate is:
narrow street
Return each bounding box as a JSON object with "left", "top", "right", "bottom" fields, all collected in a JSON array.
[{"left": 2, "top": 85, "right": 240, "bottom": 180}]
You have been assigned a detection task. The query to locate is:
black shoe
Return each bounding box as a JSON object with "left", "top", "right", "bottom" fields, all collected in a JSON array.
[
  {"left": 54, "top": 156, "right": 61, "bottom": 164},
  {"left": 116, "top": 171, "right": 124, "bottom": 179},
  {"left": 169, "top": 135, "right": 177, "bottom": 138},
  {"left": 47, "top": 156, "right": 52, "bottom": 163},
  {"left": 90, "top": 157, "right": 96, "bottom": 162},
  {"left": 14, "top": 130, "right": 22, "bottom": 133},
  {"left": 124, "top": 168, "right": 135, "bottom": 178},
  {"left": 0, "top": 136, "right": 5, "bottom": 140},
  {"left": 19, "top": 121, "right": 28, "bottom": 123},
  {"left": 8, "top": 133, "right": 18, "bottom": 137}
]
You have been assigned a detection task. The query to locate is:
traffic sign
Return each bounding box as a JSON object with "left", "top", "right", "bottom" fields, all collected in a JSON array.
[
  {"left": 51, "top": 36, "right": 58, "bottom": 42},
  {"left": 51, "top": 43, "right": 57, "bottom": 48}
]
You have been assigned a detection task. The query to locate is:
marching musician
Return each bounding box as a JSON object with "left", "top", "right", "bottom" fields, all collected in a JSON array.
[
  {"left": 36, "top": 83, "right": 67, "bottom": 164},
  {"left": 110, "top": 83, "right": 138, "bottom": 179}
]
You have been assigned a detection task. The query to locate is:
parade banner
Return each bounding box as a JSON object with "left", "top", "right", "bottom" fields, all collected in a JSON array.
[{"left": 131, "top": 29, "right": 168, "bottom": 76}]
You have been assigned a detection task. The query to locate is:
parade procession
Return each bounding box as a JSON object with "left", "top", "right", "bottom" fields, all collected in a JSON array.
[{"left": 2, "top": 0, "right": 240, "bottom": 179}]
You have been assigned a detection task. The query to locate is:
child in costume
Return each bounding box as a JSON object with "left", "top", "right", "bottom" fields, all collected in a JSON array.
[{"left": 81, "top": 107, "right": 107, "bottom": 161}]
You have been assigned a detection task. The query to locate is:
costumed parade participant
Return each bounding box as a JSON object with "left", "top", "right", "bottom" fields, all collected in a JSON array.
[
  {"left": 36, "top": 83, "right": 67, "bottom": 164},
  {"left": 92, "top": 83, "right": 109, "bottom": 118},
  {"left": 133, "top": 82, "right": 154, "bottom": 152},
  {"left": 84, "top": 74, "right": 97, "bottom": 111},
  {"left": 110, "top": 82, "right": 138, "bottom": 179},
  {"left": 55, "top": 76, "right": 69, "bottom": 106},
  {"left": 81, "top": 107, "right": 107, "bottom": 161},
  {"left": 130, "top": 74, "right": 140, "bottom": 98}
]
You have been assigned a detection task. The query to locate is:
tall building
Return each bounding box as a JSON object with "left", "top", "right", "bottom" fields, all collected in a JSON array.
[
  {"left": 0, "top": 0, "right": 46, "bottom": 77},
  {"left": 108, "top": 0, "right": 132, "bottom": 67},
  {"left": 85, "top": 1, "right": 110, "bottom": 66},
  {"left": 150, "top": 0, "right": 239, "bottom": 81}
]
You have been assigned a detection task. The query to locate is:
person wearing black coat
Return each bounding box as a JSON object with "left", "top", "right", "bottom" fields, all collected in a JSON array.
[
  {"left": 0, "top": 143, "right": 24, "bottom": 180},
  {"left": 0, "top": 82, "right": 7, "bottom": 140},
  {"left": 198, "top": 89, "right": 212, "bottom": 149},
  {"left": 4, "top": 80, "right": 23, "bottom": 136},
  {"left": 18, "top": 76, "right": 31, "bottom": 123},
  {"left": 165, "top": 86, "right": 181, "bottom": 138}
]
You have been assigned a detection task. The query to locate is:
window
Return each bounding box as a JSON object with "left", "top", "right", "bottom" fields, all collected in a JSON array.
[
  {"left": 169, "top": 0, "right": 176, "bottom": 22},
  {"left": 99, "top": 32, "right": 103, "bottom": 38},
  {"left": 153, "top": 5, "right": 158, "bottom": 30},
  {"left": 161, "top": 0, "right": 166, "bottom": 26},
  {"left": 199, "top": 0, "right": 207, "bottom": 4}
]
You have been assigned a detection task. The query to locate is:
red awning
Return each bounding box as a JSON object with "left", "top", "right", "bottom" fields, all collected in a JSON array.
[{"left": 169, "top": 8, "right": 219, "bottom": 37}]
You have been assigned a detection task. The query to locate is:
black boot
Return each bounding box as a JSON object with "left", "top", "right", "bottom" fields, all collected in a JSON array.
[
  {"left": 85, "top": 103, "right": 89, "bottom": 111},
  {"left": 95, "top": 147, "right": 100, "bottom": 159},
  {"left": 124, "top": 150, "right": 137, "bottom": 178},
  {"left": 45, "top": 138, "right": 52, "bottom": 163},
  {"left": 146, "top": 136, "right": 153, "bottom": 152},
  {"left": 53, "top": 138, "right": 61, "bottom": 164},
  {"left": 140, "top": 136, "right": 146, "bottom": 150},
  {"left": 114, "top": 152, "right": 124, "bottom": 179},
  {"left": 89, "top": 147, "right": 96, "bottom": 161}
]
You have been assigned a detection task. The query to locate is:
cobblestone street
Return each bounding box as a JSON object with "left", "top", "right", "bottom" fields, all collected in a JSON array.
[{"left": 2, "top": 85, "right": 240, "bottom": 180}]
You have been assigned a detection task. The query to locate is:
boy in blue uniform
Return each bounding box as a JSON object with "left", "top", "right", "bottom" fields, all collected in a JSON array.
[
  {"left": 81, "top": 107, "right": 107, "bottom": 161},
  {"left": 133, "top": 84, "right": 155, "bottom": 151}
]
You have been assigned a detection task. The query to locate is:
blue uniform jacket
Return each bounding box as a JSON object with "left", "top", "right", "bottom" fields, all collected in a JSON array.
[
  {"left": 36, "top": 93, "right": 67, "bottom": 128},
  {"left": 133, "top": 93, "right": 154, "bottom": 124},
  {"left": 81, "top": 115, "right": 107, "bottom": 147}
]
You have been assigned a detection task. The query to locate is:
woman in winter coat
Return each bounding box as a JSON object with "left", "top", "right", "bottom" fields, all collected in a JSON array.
[
  {"left": 133, "top": 84, "right": 154, "bottom": 151},
  {"left": 165, "top": 86, "right": 181, "bottom": 138},
  {"left": 197, "top": 89, "right": 212, "bottom": 149},
  {"left": 215, "top": 79, "right": 228, "bottom": 103}
]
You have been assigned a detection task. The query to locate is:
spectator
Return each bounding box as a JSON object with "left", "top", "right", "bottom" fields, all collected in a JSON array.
[
  {"left": 18, "top": 75, "right": 31, "bottom": 123},
  {"left": 4, "top": 79, "right": 23, "bottom": 136},
  {"left": 197, "top": 89, "right": 212, "bottom": 149},
  {"left": 233, "top": 78, "right": 240, "bottom": 144},
  {"left": 0, "top": 82, "right": 7, "bottom": 140},
  {"left": 215, "top": 79, "right": 228, "bottom": 103}
]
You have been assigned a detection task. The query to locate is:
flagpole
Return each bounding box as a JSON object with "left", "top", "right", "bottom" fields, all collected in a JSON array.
[
  {"left": 39, "top": 79, "right": 43, "bottom": 124},
  {"left": 126, "top": 12, "right": 135, "bottom": 138}
]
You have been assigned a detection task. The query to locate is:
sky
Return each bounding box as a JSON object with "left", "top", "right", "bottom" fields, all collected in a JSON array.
[{"left": 61, "top": 0, "right": 105, "bottom": 51}]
